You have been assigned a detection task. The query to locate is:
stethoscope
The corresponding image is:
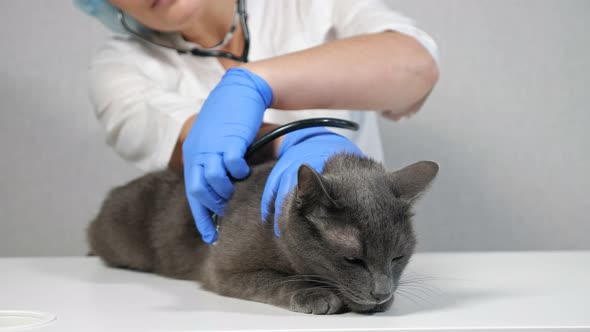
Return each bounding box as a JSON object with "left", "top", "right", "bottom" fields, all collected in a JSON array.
[{"left": 118, "top": 0, "right": 250, "bottom": 62}]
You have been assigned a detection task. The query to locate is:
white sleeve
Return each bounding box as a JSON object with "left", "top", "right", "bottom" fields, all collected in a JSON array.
[
  {"left": 330, "top": 0, "right": 440, "bottom": 65},
  {"left": 88, "top": 37, "right": 200, "bottom": 171}
]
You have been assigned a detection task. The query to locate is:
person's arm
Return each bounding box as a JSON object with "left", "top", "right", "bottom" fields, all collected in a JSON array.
[{"left": 243, "top": 30, "right": 438, "bottom": 116}]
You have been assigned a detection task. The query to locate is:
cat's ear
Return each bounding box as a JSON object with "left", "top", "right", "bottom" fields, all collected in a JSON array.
[
  {"left": 389, "top": 161, "right": 439, "bottom": 202},
  {"left": 296, "top": 164, "right": 338, "bottom": 208}
]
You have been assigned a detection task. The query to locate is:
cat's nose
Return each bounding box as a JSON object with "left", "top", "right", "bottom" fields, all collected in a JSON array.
[
  {"left": 370, "top": 291, "right": 393, "bottom": 303},
  {"left": 372, "top": 274, "right": 394, "bottom": 303}
]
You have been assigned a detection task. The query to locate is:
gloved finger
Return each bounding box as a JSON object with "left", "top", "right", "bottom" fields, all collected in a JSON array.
[
  {"left": 203, "top": 153, "right": 234, "bottom": 200},
  {"left": 184, "top": 165, "right": 219, "bottom": 244},
  {"left": 260, "top": 161, "right": 290, "bottom": 222},
  {"left": 189, "top": 165, "right": 227, "bottom": 216},
  {"left": 191, "top": 199, "right": 219, "bottom": 244},
  {"left": 223, "top": 141, "right": 250, "bottom": 180},
  {"left": 274, "top": 169, "right": 298, "bottom": 237}
]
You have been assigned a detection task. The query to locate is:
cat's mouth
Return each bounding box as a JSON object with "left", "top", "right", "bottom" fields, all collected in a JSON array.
[
  {"left": 376, "top": 295, "right": 393, "bottom": 305},
  {"left": 339, "top": 288, "right": 393, "bottom": 306}
]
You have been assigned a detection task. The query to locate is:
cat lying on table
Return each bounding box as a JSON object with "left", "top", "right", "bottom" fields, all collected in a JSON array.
[{"left": 88, "top": 153, "right": 438, "bottom": 314}]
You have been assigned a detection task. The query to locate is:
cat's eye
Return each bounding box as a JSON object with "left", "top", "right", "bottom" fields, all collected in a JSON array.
[
  {"left": 391, "top": 255, "right": 405, "bottom": 263},
  {"left": 343, "top": 257, "right": 366, "bottom": 267}
]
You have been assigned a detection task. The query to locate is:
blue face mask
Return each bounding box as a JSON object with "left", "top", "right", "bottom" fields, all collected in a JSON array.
[{"left": 73, "top": 0, "right": 131, "bottom": 34}]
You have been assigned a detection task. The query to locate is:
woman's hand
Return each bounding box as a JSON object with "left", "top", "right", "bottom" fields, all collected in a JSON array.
[
  {"left": 183, "top": 68, "right": 273, "bottom": 244},
  {"left": 260, "top": 127, "right": 364, "bottom": 236}
]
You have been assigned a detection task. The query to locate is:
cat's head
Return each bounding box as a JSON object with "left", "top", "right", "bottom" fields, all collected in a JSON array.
[{"left": 280, "top": 154, "right": 438, "bottom": 312}]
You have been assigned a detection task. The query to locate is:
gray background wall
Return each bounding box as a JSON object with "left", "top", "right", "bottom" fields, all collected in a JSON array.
[{"left": 0, "top": 1, "right": 588, "bottom": 256}]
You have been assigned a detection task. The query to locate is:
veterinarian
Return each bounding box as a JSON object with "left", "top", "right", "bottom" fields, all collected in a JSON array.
[{"left": 75, "top": 0, "right": 439, "bottom": 244}]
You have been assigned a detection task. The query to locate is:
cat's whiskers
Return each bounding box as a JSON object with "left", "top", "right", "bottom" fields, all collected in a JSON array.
[
  {"left": 393, "top": 289, "right": 420, "bottom": 305},
  {"left": 399, "top": 274, "right": 440, "bottom": 283},
  {"left": 285, "top": 285, "right": 336, "bottom": 297},
  {"left": 336, "top": 284, "right": 374, "bottom": 305},
  {"left": 258, "top": 274, "right": 339, "bottom": 290},
  {"left": 401, "top": 271, "right": 466, "bottom": 282},
  {"left": 329, "top": 288, "right": 363, "bottom": 303},
  {"left": 394, "top": 287, "right": 435, "bottom": 306},
  {"left": 398, "top": 272, "right": 448, "bottom": 299},
  {"left": 397, "top": 282, "right": 443, "bottom": 297}
]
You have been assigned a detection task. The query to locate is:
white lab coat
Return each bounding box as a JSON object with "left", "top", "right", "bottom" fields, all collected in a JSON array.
[{"left": 88, "top": 0, "right": 439, "bottom": 171}]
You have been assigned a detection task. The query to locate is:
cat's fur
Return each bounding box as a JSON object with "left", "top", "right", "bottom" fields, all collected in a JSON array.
[{"left": 88, "top": 153, "right": 438, "bottom": 314}]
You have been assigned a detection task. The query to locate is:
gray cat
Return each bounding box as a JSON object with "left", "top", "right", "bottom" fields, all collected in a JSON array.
[{"left": 88, "top": 153, "right": 438, "bottom": 314}]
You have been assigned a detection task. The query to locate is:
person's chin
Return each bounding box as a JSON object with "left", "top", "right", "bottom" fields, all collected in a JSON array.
[{"left": 155, "top": 2, "right": 201, "bottom": 30}]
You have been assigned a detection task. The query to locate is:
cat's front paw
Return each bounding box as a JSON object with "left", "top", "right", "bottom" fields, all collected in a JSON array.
[{"left": 289, "top": 289, "right": 344, "bottom": 315}]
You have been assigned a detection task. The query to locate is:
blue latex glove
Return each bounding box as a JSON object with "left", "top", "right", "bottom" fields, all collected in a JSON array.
[
  {"left": 261, "top": 127, "right": 364, "bottom": 236},
  {"left": 183, "top": 68, "right": 273, "bottom": 244}
]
